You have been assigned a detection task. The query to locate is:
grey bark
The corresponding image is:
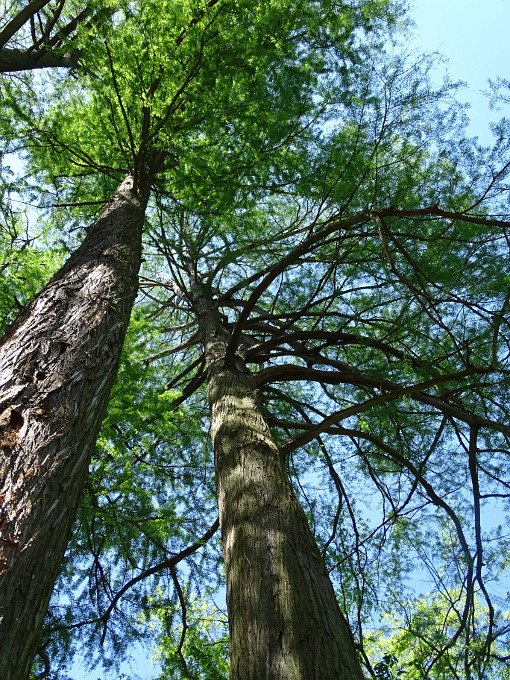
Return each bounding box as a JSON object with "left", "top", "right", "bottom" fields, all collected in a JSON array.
[
  {"left": 192, "top": 284, "right": 365, "bottom": 680},
  {"left": 0, "top": 175, "right": 150, "bottom": 679}
]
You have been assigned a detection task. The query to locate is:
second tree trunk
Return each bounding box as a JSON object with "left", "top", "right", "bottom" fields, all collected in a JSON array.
[{"left": 193, "top": 284, "right": 364, "bottom": 680}]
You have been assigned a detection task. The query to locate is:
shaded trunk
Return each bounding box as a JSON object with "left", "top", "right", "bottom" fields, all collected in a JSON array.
[
  {"left": 0, "top": 175, "right": 149, "bottom": 679},
  {"left": 192, "top": 285, "right": 364, "bottom": 680}
]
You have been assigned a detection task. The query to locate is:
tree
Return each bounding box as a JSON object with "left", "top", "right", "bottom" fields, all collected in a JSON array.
[
  {"left": 131, "top": 191, "right": 510, "bottom": 679},
  {"left": 0, "top": 169, "right": 155, "bottom": 679},
  {"left": 189, "top": 279, "right": 364, "bottom": 679},
  {"left": 1, "top": 1, "right": 405, "bottom": 677},
  {"left": 2, "top": 1, "right": 510, "bottom": 679}
]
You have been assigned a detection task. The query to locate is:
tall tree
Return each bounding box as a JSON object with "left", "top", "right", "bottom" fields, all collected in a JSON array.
[
  {"left": 135, "top": 186, "right": 510, "bottom": 679},
  {"left": 36, "top": 45, "right": 510, "bottom": 679},
  {"left": 0, "top": 168, "right": 155, "bottom": 679},
  {"left": 1, "top": 1, "right": 406, "bottom": 677},
  {"left": 190, "top": 279, "right": 364, "bottom": 679}
]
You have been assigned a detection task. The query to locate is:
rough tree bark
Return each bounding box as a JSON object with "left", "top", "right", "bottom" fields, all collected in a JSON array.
[
  {"left": 192, "top": 283, "right": 365, "bottom": 680},
  {"left": 0, "top": 174, "right": 150, "bottom": 679}
]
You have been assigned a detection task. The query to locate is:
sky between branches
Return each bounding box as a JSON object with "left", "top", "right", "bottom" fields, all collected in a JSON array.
[{"left": 411, "top": 0, "right": 509, "bottom": 144}]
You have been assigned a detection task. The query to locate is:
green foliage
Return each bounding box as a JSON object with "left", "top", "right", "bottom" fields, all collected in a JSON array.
[
  {"left": 151, "top": 595, "right": 229, "bottom": 680},
  {"left": 5, "top": 0, "right": 405, "bottom": 214},
  {"left": 366, "top": 593, "right": 510, "bottom": 680},
  {"left": 2, "top": 0, "right": 510, "bottom": 678},
  {"left": 0, "top": 208, "right": 65, "bottom": 332}
]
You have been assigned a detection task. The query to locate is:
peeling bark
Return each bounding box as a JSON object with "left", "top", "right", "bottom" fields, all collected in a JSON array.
[
  {"left": 192, "top": 284, "right": 364, "bottom": 680},
  {"left": 0, "top": 175, "right": 150, "bottom": 680}
]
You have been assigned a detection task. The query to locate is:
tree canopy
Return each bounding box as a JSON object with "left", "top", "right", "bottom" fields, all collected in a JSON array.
[{"left": 1, "top": 1, "right": 510, "bottom": 679}]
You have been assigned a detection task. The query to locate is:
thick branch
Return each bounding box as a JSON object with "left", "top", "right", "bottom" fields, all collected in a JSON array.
[
  {"left": 278, "top": 366, "right": 509, "bottom": 456},
  {"left": 246, "top": 329, "right": 431, "bottom": 371},
  {"left": 0, "top": 47, "right": 79, "bottom": 72}
]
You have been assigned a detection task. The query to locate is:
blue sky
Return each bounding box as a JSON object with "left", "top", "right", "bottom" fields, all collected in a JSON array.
[
  {"left": 410, "top": 0, "right": 509, "bottom": 143},
  {"left": 66, "top": 2, "right": 509, "bottom": 678}
]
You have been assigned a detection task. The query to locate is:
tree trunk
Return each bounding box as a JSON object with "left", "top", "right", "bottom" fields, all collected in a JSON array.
[
  {"left": 192, "top": 284, "right": 365, "bottom": 680},
  {"left": 0, "top": 175, "right": 150, "bottom": 680}
]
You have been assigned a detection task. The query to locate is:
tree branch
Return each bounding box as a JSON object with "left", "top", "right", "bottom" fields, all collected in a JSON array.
[
  {"left": 0, "top": 0, "right": 53, "bottom": 49},
  {"left": 97, "top": 517, "right": 219, "bottom": 643},
  {"left": 278, "top": 365, "right": 509, "bottom": 456},
  {"left": 0, "top": 46, "right": 79, "bottom": 71},
  {"left": 225, "top": 205, "right": 510, "bottom": 367}
]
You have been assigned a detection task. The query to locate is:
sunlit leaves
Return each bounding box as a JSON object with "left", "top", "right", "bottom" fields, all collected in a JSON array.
[
  {"left": 0, "top": 213, "right": 65, "bottom": 332},
  {"left": 151, "top": 595, "right": 229, "bottom": 680},
  {"left": 366, "top": 592, "right": 510, "bottom": 680}
]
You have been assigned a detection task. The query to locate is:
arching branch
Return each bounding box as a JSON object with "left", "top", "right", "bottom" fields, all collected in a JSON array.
[{"left": 225, "top": 206, "right": 510, "bottom": 367}]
